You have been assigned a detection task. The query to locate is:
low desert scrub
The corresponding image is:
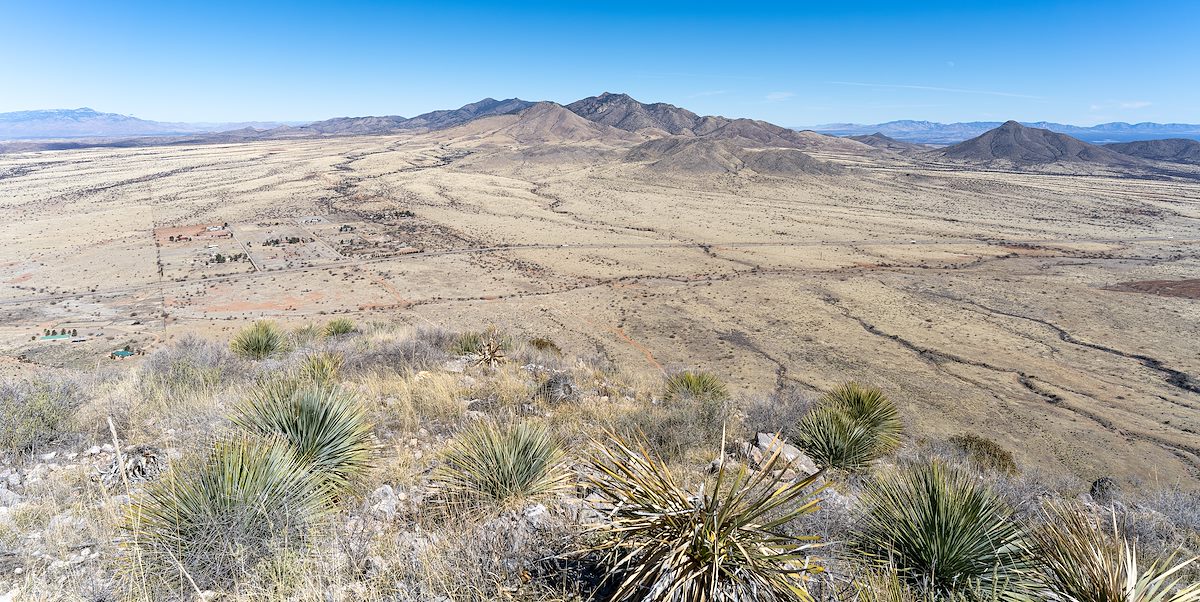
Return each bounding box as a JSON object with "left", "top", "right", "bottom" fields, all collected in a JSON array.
[
  {"left": 586, "top": 432, "right": 825, "bottom": 601},
  {"left": 433, "top": 420, "right": 569, "bottom": 510},
  {"left": 122, "top": 436, "right": 333, "bottom": 594},
  {"left": 323, "top": 317, "right": 357, "bottom": 338},
  {"left": 0, "top": 373, "right": 85, "bottom": 454},
  {"left": 794, "top": 382, "right": 903, "bottom": 471},
  {"left": 611, "top": 391, "right": 733, "bottom": 463},
  {"left": 231, "top": 381, "right": 374, "bottom": 493},
  {"left": 1018, "top": 501, "right": 1200, "bottom": 602},
  {"left": 137, "top": 335, "right": 242, "bottom": 408},
  {"left": 361, "top": 369, "right": 465, "bottom": 434},
  {"left": 296, "top": 350, "right": 345, "bottom": 385},
  {"left": 948, "top": 433, "right": 1018, "bottom": 475},
  {"left": 528, "top": 336, "right": 563, "bottom": 355},
  {"left": 743, "top": 385, "right": 816, "bottom": 440},
  {"left": 230, "top": 320, "right": 288, "bottom": 360},
  {"left": 853, "top": 460, "right": 1026, "bottom": 597}
]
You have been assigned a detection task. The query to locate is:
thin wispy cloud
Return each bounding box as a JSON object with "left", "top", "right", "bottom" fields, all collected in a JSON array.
[
  {"left": 765, "top": 91, "right": 795, "bottom": 102},
  {"left": 827, "top": 81, "right": 1043, "bottom": 100},
  {"left": 1089, "top": 100, "right": 1152, "bottom": 111}
]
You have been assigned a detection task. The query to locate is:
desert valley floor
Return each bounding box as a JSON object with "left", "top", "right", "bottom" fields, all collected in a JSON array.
[{"left": 1, "top": 123, "right": 1198, "bottom": 485}]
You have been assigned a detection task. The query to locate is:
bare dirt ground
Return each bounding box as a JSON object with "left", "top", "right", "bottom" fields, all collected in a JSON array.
[{"left": 1, "top": 130, "right": 1198, "bottom": 486}]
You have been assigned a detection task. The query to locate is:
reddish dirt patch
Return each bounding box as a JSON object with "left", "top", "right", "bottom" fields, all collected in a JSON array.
[{"left": 1106, "top": 279, "right": 1200, "bottom": 300}]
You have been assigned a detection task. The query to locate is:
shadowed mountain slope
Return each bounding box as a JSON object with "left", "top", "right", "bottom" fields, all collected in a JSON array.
[
  {"left": 1105, "top": 138, "right": 1200, "bottom": 164},
  {"left": 850, "top": 133, "right": 929, "bottom": 153}
]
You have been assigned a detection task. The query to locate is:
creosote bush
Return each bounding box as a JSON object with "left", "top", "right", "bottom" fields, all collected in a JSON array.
[
  {"left": 231, "top": 320, "right": 287, "bottom": 360},
  {"left": 586, "top": 432, "right": 825, "bottom": 601},
  {"left": 433, "top": 420, "right": 569, "bottom": 510},
  {"left": 853, "top": 460, "right": 1026, "bottom": 597},
  {"left": 794, "top": 382, "right": 902, "bottom": 471},
  {"left": 0, "top": 374, "right": 84, "bottom": 454},
  {"left": 124, "top": 436, "right": 333, "bottom": 593},
  {"left": 232, "top": 381, "right": 374, "bottom": 493}
]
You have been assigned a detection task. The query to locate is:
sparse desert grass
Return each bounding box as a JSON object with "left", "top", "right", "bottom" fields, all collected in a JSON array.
[
  {"left": 137, "top": 335, "right": 243, "bottom": 409},
  {"left": 948, "top": 432, "right": 1018, "bottom": 475},
  {"left": 663, "top": 369, "right": 729, "bottom": 403},
  {"left": 586, "top": 432, "right": 825, "bottom": 601},
  {"left": 0, "top": 373, "right": 85, "bottom": 454},
  {"left": 296, "top": 350, "right": 345, "bottom": 385},
  {"left": 433, "top": 420, "right": 569, "bottom": 510},
  {"left": 323, "top": 317, "right": 357, "bottom": 338}
]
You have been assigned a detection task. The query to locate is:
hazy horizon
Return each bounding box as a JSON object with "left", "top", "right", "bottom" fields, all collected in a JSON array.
[{"left": 3, "top": 1, "right": 1198, "bottom": 126}]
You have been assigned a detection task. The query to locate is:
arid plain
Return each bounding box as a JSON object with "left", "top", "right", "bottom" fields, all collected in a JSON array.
[{"left": 1, "top": 111, "right": 1198, "bottom": 486}]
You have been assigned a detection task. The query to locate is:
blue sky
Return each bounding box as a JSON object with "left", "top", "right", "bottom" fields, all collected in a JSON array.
[{"left": 1, "top": 1, "right": 1196, "bottom": 125}]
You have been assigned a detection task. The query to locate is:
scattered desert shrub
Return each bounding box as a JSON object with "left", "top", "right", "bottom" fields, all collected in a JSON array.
[
  {"left": 613, "top": 392, "right": 732, "bottom": 462},
  {"left": 586, "top": 432, "right": 825, "bottom": 601},
  {"left": 946, "top": 433, "right": 1018, "bottom": 475},
  {"left": 853, "top": 461, "right": 1026, "bottom": 597},
  {"left": 535, "top": 372, "right": 578, "bottom": 404},
  {"left": 0, "top": 374, "right": 85, "bottom": 454},
  {"left": 346, "top": 335, "right": 450, "bottom": 374},
  {"left": 1020, "top": 501, "right": 1200, "bottom": 602},
  {"left": 528, "top": 336, "right": 563, "bottom": 355},
  {"left": 123, "top": 436, "right": 333, "bottom": 593},
  {"left": 433, "top": 421, "right": 569, "bottom": 510},
  {"left": 232, "top": 381, "right": 374, "bottom": 493},
  {"left": 138, "top": 335, "right": 241, "bottom": 403},
  {"left": 663, "top": 370, "right": 729, "bottom": 403},
  {"left": 793, "top": 382, "right": 902, "bottom": 471},
  {"left": 231, "top": 320, "right": 287, "bottom": 360},
  {"left": 296, "top": 351, "right": 344, "bottom": 385},
  {"left": 323, "top": 317, "right": 357, "bottom": 338},
  {"left": 290, "top": 323, "right": 324, "bottom": 348},
  {"left": 742, "top": 385, "right": 816, "bottom": 440}
]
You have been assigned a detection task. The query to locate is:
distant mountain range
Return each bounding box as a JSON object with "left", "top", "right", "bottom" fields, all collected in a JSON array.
[
  {"left": 0, "top": 108, "right": 300, "bottom": 139},
  {"left": 807, "top": 120, "right": 1200, "bottom": 144}
]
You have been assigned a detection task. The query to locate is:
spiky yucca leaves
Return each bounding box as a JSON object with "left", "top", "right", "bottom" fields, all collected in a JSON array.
[
  {"left": 853, "top": 461, "right": 1026, "bottom": 597},
  {"left": 124, "top": 437, "right": 332, "bottom": 592},
  {"left": 230, "top": 320, "right": 287, "bottom": 360},
  {"left": 297, "top": 351, "right": 344, "bottom": 385},
  {"left": 433, "top": 421, "right": 569, "bottom": 509},
  {"left": 232, "top": 382, "right": 373, "bottom": 493},
  {"left": 794, "top": 382, "right": 902, "bottom": 471},
  {"left": 323, "top": 317, "right": 356, "bottom": 338},
  {"left": 854, "top": 566, "right": 1016, "bottom": 602},
  {"left": 1017, "top": 501, "right": 1200, "bottom": 602},
  {"left": 663, "top": 370, "right": 729, "bottom": 403},
  {"left": 586, "top": 433, "right": 825, "bottom": 602}
]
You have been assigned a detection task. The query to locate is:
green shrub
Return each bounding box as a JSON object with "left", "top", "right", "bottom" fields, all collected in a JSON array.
[
  {"left": 433, "top": 421, "right": 568, "bottom": 509},
  {"left": 794, "top": 382, "right": 902, "bottom": 471},
  {"left": 663, "top": 370, "right": 729, "bottom": 403},
  {"left": 1018, "top": 501, "right": 1200, "bottom": 602},
  {"left": 948, "top": 433, "right": 1018, "bottom": 475},
  {"left": 323, "top": 317, "right": 356, "bottom": 338},
  {"left": 123, "top": 437, "right": 332, "bottom": 593},
  {"left": 451, "top": 331, "right": 487, "bottom": 355},
  {"left": 232, "top": 382, "right": 374, "bottom": 493},
  {"left": 0, "top": 375, "right": 84, "bottom": 454},
  {"left": 586, "top": 432, "right": 825, "bottom": 601},
  {"left": 853, "top": 461, "right": 1025, "bottom": 597},
  {"left": 231, "top": 321, "right": 287, "bottom": 360},
  {"left": 614, "top": 392, "right": 732, "bottom": 462}
]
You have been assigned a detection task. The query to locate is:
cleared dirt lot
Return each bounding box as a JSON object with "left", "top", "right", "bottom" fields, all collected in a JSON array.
[{"left": 0, "top": 131, "right": 1197, "bottom": 485}]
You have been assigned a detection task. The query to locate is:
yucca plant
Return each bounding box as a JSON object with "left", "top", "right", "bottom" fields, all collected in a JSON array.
[
  {"left": 433, "top": 420, "right": 569, "bottom": 509},
  {"left": 1016, "top": 500, "right": 1200, "bottom": 602},
  {"left": 586, "top": 432, "right": 825, "bottom": 601},
  {"left": 297, "top": 351, "right": 344, "bottom": 385},
  {"left": 793, "top": 382, "right": 902, "bottom": 471},
  {"left": 663, "top": 370, "right": 729, "bottom": 403},
  {"left": 323, "top": 317, "right": 356, "bottom": 338},
  {"left": 854, "top": 565, "right": 1018, "bottom": 602},
  {"left": 231, "top": 382, "right": 374, "bottom": 493},
  {"left": 231, "top": 320, "right": 287, "bottom": 360},
  {"left": 853, "top": 461, "right": 1026, "bottom": 597},
  {"left": 123, "top": 436, "right": 332, "bottom": 592}
]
